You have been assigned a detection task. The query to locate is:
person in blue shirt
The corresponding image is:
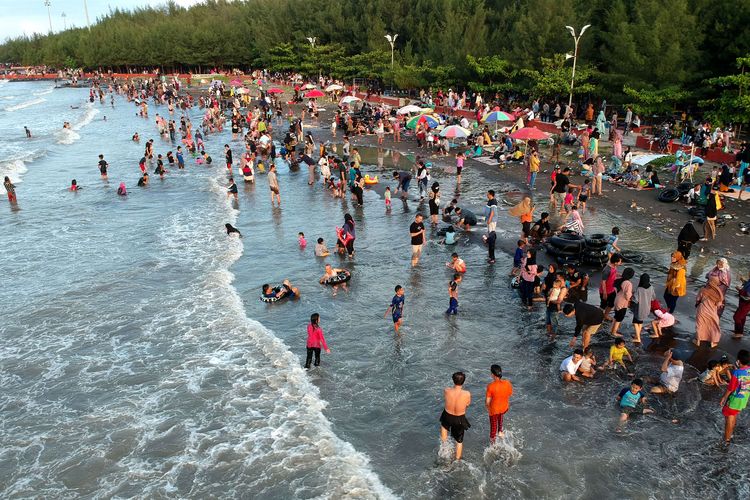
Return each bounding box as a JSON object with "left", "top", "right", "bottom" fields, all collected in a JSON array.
[
  {"left": 384, "top": 285, "right": 405, "bottom": 333},
  {"left": 176, "top": 146, "right": 185, "bottom": 169},
  {"left": 510, "top": 240, "right": 525, "bottom": 277},
  {"left": 616, "top": 378, "right": 653, "bottom": 430}
]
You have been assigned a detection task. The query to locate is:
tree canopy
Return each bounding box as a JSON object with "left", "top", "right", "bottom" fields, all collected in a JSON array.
[{"left": 1, "top": 0, "right": 749, "bottom": 122}]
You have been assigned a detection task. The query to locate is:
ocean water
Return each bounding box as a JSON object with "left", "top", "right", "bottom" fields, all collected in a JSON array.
[{"left": 1, "top": 82, "right": 748, "bottom": 499}]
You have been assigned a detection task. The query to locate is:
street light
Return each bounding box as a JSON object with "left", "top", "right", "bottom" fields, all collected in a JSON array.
[
  {"left": 44, "top": 0, "right": 52, "bottom": 33},
  {"left": 61, "top": 11, "right": 66, "bottom": 30},
  {"left": 565, "top": 24, "right": 591, "bottom": 108},
  {"left": 306, "top": 37, "right": 319, "bottom": 80},
  {"left": 385, "top": 34, "right": 398, "bottom": 69}
]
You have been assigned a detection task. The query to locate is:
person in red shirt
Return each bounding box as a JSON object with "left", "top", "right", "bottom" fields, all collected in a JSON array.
[
  {"left": 485, "top": 364, "right": 513, "bottom": 442},
  {"left": 304, "top": 313, "right": 330, "bottom": 369}
]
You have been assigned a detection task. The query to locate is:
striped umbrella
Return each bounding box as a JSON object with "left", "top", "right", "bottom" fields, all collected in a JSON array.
[
  {"left": 439, "top": 125, "right": 471, "bottom": 139},
  {"left": 482, "top": 111, "right": 514, "bottom": 123},
  {"left": 406, "top": 114, "right": 440, "bottom": 130}
]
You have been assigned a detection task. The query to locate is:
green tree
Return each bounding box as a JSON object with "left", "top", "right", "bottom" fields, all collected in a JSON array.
[{"left": 701, "top": 56, "right": 750, "bottom": 127}]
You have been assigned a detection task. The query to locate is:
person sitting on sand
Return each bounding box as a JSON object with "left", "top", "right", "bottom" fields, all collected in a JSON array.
[
  {"left": 560, "top": 348, "right": 585, "bottom": 383},
  {"left": 649, "top": 349, "right": 683, "bottom": 394},
  {"left": 529, "top": 212, "right": 553, "bottom": 241},
  {"left": 695, "top": 359, "right": 731, "bottom": 387},
  {"left": 615, "top": 378, "right": 653, "bottom": 431}
]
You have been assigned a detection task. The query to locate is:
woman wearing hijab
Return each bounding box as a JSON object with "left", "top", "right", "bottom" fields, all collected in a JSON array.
[
  {"left": 611, "top": 267, "right": 635, "bottom": 338},
  {"left": 508, "top": 196, "right": 534, "bottom": 241},
  {"left": 664, "top": 251, "right": 687, "bottom": 313},
  {"left": 695, "top": 276, "right": 724, "bottom": 348},
  {"left": 116, "top": 182, "right": 127, "bottom": 196},
  {"left": 519, "top": 249, "right": 539, "bottom": 310},
  {"left": 707, "top": 258, "right": 732, "bottom": 316},
  {"left": 733, "top": 271, "right": 750, "bottom": 339},
  {"left": 677, "top": 222, "right": 700, "bottom": 259},
  {"left": 631, "top": 274, "right": 655, "bottom": 344},
  {"left": 337, "top": 213, "right": 356, "bottom": 258},
  {"left": 595, "top": 110, "right": 607, "bottom": 138}
]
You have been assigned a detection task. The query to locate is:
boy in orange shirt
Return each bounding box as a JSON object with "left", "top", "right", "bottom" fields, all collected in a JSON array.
[{"left": 486, "top": 364, "right": 513, "bottom": 442}]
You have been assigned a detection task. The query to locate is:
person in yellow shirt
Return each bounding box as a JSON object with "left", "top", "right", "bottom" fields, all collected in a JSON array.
[
  {"left": 605, "top": 338, "right": 633, "bottom": 370},
  {"left": 529, "top": 150, "right": 540, "bottom": 189}
]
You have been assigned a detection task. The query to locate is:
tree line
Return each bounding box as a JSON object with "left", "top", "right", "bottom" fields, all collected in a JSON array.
[{"left": 0, "top": 0, "right": 748, "bottom": 124}]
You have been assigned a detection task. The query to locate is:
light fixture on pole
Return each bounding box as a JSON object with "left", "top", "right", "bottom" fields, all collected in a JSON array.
[
  {"left": 61, "top": 11, "right": 66, "bottom": 30},
  {"left": 564, "top": 24, "right": 591, "bottom": 108},
  {"left": 83, "top": 0, "right": 91, "bottom": 30},
  {"left": 44, "top": 0, "right": 52, "bottom": 33},
  {"left": 385, "top": 34, "right": 398, "bottom": 69},
  {"left": 306, "top": 37, "right": 318, "bottom": 80}
]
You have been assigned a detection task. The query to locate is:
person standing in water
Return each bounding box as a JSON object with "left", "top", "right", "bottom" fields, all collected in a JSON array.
[
  {"left": 385, "top": 285, "right": 405, "bottom": 333},
  {"left": 486, "top": 364, "right": 513, "bottom": 442},
  {"left": 410, "top": 213, "right": 426, "bottom": 266},
  {"left": 268, "top": 163, "right": 281, "bottom": 206},
  {"left": 440, "top": 371, "right": 471, "bottom": 461},
  {"left": 720, "top": 349, "right": 750, "bottom": 445},
  {"left": 98, "top": 154, "right": 109, "bottom": 180},
  {"left": 24, "top": 126, "right": 31, "bottom": 138},
  {"left": 4, "top": 176, "right": 17, "bottom": 203},
  {"left": 304, "top": 313, "right": 330, "bottom": 369}
]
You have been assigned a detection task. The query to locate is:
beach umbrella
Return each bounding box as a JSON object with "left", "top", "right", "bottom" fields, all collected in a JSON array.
[
  {"left": 303, "top": 83, "right": 316, "bottom": 90},
  {"left": 305, "top": 89, "right": 325, "bottom": 98},
  {"left": 236, "top": 87, "right": 251, "bottom": 94},
  {"left": 326, "top": 84, "right": 343, "bottom": 92},
  {"left": 483, "top": 110, "right": 514, "bottom": 123},
  {"left": 230, "top": 79, "right": 242, "bottom": 86},
  {"left": 439, "top": 125, "right": 470, "bottom": 139},
  {"left": 406, "top": 114, "right": 440, "bottom": 130},
  {"left": 509, "top": 127, "right": 549, "bottom": 141},
  {"left": 339, "top": 95, "right": 362, "bottom": 105},
  {"left": 397, "top": 104, "right": 426, "bottom": 115},
  {"left": 267, "top": 88, "right": 284, "bottom": 94}
]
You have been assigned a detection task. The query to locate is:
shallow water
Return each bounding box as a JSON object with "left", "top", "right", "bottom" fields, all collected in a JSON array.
[{"left": 1, "top": 82, "right": 748, "bottom": 499}]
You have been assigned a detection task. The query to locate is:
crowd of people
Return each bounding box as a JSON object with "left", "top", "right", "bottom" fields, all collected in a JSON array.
[{"left": 7, "top": 69, "right": 750, "bottom": 462}]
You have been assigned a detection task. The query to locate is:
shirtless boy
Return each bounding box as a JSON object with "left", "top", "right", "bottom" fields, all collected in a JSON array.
[{"left": 440, "top": 371, "right": 472, "bottom": 461}]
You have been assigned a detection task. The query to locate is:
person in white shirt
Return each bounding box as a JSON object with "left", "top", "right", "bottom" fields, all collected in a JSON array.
[
  {"left": 318, "top": 156, "right": 330, "bottom": 182},
  {"left": 560, "top": 349, "right": 585, "bottom": 383},
  {"left": 460, "top": 117, "right": 470, "bottom": 129},
  {"left": 651, "top": 349, "right": 684, "bottom": 394}
]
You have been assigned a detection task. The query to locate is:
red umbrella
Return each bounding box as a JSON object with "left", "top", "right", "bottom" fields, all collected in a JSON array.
[
  {"left": 267, "top": 88, "right": 284, "bottom": 94},
  {"left": 509, "top": 127, "right": 549, "bottom": 141},
  {"left": 305, "top": 89, "right": 325, "bottom": 98}
]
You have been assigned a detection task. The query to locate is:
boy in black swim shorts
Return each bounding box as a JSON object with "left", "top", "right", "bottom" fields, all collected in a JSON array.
[{"left": 440, "top": 371, "right": 472, "bottom": 460}]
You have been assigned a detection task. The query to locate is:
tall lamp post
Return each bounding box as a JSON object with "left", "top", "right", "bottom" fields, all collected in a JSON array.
[
  {"left": 306, "top": 37, "right": 318, "bottom": 81},
  {"left": 44, "top": 0, "right": 52, "bottom": 33},
  {"left": 565, "top": 24, "right": 591, "bottom": 109},
  {"left": 385, "top": 33, "right": 398, "bottom": 69}
]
